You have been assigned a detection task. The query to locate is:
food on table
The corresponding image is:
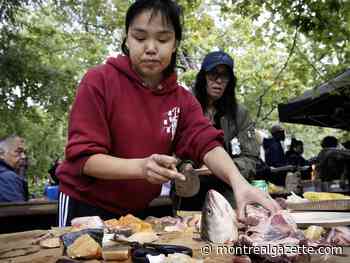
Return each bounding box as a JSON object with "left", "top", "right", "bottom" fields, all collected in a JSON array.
[
  {"left": 39, "top": 237, "right": 61, "bottom": 248},
  {"left": 145, "top": 214, "right": 201, "bottom": 233},
  {"left": 274, "top": 197, "right": 288, "bottom": 209},
  {"left": 286, "top": 192, "right": 308, "bottom": 203},
  {"left": 61, "top": 228, "right": 104, "bottom": 248},
  {"left": 303, "top": 192, "right": 350, "bottom": 201},
  {"left": 105, "top": 214, "right": 152, "bottom": 233},
  {"left": 242, "top": 206, "right": 350, "bottom": 260},
  {"left": 268, "top": 182, "right": 286, "bottom": 194},
  {"left": 239, "top": 205, "right": 306, "bottom": 262},
  {"left": 66, "top": 234, "right": 102, "bottom": 259},
  {"left": 102, "top": 245, "right": 130, "bottom": 261},
  {"left": 71, "top": 216, "right": 104, "bottom": 230},
  {"left": 145, "top": 216, "right": 185, "bottom": 232},
  {"left": 200, "top": 189, "right": 239, "bottom": 243},
  {"left": 32, "top": 231, "right": 55, "bottom": 245},
  {"left": 28, "top": 205, "right": 350, "bottom": 262},
  {"left": 115, "top": 231, "right": 159, "bottom": 244},
  {"left": 109, "top": 225, "right": 133, "bottom": 237},
  {"left": 232, "top": 255, "right": 252, "bottom": 263},
  {"left": 304, "top": 225, "right": 326, "bottom": 241},
  {"left": 148, "top": 252, "right": 203, "bottom": 263},
  {"left": 326, "top": 226, "right": 350, "bottom": 246}
]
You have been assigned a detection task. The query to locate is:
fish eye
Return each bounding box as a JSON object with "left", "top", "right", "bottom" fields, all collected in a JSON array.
[{"left": 207, "top": 208, "right": 212, "bottom": 216}]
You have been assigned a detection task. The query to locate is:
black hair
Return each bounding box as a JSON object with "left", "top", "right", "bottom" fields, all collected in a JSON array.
[
  {"left": 121, "top": 0, "right": 183, "bottom": 77},
  {"left": 290, "top": 138, "right": 303, "bottom": 151},
  {"left": 321, "top": 136, "right": 338, "bottom": 148},
  {"left": 193, "top": 68, "right": 238, "bottom": 128}
]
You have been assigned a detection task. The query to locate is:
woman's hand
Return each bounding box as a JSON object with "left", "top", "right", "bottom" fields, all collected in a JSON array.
[
  {"left": 142, "top": 154, "right": 185, "bottom": 184},
  {"left": 233, "top": 181, "right": 281, "bottom": 221}
]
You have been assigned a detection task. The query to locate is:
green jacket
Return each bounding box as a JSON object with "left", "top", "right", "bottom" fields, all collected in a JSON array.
[
  {"left": 220, "top": 104, "right": 260, "bottom": 180},
  {"left": 174, "top": 104, "right": 260, "bottom": 210}
]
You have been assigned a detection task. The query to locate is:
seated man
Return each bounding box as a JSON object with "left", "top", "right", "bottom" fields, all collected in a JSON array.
[{"left": 0, "top": 135, "right": 27, "bottom": 202}]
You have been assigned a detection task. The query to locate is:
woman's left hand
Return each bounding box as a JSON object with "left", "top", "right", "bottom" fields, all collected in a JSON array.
[{"left": 234, "top": 181, "right": 281, "bottom": 221}]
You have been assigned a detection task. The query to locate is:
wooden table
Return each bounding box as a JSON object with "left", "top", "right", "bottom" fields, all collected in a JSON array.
[{"left": 1, "top": 229, "right": 350, "bottom": 263}]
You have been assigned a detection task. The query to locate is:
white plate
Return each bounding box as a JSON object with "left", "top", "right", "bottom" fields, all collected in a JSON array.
[{"left": 291, "top": 211, "right": 350, "bottom": 227}]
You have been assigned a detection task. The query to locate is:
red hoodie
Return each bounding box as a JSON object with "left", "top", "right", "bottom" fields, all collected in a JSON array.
[{"left": 58, "top": 55, "right": 223, "bottom": 215}]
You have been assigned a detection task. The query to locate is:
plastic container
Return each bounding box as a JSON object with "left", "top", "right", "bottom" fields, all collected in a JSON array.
[
  {"left": 251, "top": 180, "right": 268, "bottom": 192},
  {"left": 46, "top": 185, "right": 59, "bottom": 200}
]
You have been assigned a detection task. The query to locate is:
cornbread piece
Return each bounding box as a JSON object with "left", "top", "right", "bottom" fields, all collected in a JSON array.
[
  {"left": 102, "top": 246, "right": 130, "bottom": 261},
  {"left": 40, "top": 237, "right": 61, "bottom": 248},
  {"left": 67, "top": 234, "right": 102, "bottom": 259}
]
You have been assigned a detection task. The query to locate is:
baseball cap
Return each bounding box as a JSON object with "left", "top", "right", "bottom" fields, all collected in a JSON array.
[
  {"left": 201, "top": 51, "right": 234, "bottom": 72},
  {"left": 270, "top": 123, "right": 284, "bottom": 134}
]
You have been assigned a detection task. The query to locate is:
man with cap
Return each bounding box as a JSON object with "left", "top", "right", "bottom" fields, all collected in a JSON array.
[
  {"left": 173, "top": 50, "right": 260, "bottom": 210},
  {"left": 263, "top": 123, "right": 287, "bottom": 185}
]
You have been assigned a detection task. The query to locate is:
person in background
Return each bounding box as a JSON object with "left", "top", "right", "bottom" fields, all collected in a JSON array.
[
  {"left": 15, "top": 155, "right": 29, "bottom": 201},
  {"left": 255, "top": 129, "right": 272, "bottom": 181},
  {"left": 43, "top": 158, "right": 62, "bottom": 200},
  {"left": 321, "top": 136, "right": 338, "bottom": 149},
  {"left": 263, "top": 124, "right": 287, "bottom": 186},
  {"left": 285, "top": 138, "right": 310, "bottom": 180},
  {"left": 312, "top": 135, "right": 339, "bottom": 164},
  {"left": 314, "top": 135, "right": 342, "bottom": 182},
  {"left": 263, "top": 124, "right": 286, "bottom": 168},
  {"left": 255, "top": 129, "right": 267, "bottom": 161},
  {"left": 48, "top": 158, "right": 61, "bottom": 185},
  {"left": 285, "top": 138, "right": 308, "bottom": 167},
  {"left": 57, "top": 0, "right": 279, "bottom": 227},
  {"left": 0, "top": 135, "right": 27, "bottom": 202},
  {"left": 174, "top": 51, "right": 260, "bottom": 210}
]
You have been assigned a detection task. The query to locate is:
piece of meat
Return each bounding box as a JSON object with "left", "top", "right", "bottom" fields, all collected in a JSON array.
[
  {"left": 246, "top": 210, "right": 300, "bottom": 241},
  {"left": 232, "top": 255, "right": 252, "bottom": 263},
  {"left": 275, "top": 197, "right": 288, "bottom": 209},
  {"left": 71, "top": 216, "right": 104, "bottom": 229},
  {"left": 238, "top": 207, "right": 306, "bottom": 263},
  {"left": 245, "top": 205, "right": 270, "bottom": 226},
  {"left": 326, "top": 226, "right": 350, "bottom": 246}
]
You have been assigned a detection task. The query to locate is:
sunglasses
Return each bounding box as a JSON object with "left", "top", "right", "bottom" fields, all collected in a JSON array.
[{"left": 206, "top": 69, "right": 231, "bottom": 83}]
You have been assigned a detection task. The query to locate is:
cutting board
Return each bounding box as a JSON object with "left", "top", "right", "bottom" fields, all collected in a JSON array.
[{"left": 291, "top": 211, "right": 350, "bottom": 227}]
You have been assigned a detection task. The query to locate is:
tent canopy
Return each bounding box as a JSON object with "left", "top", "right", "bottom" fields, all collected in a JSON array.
[{"left": 278, "top": 68, "right": 350, "bottom": 130}]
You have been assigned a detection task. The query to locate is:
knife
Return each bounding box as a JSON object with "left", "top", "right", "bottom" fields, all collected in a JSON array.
[{"left": 191, "top": 167, "right": 212, "bottom": 176}]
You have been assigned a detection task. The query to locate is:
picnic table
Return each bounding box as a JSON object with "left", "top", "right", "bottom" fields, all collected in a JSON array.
[{"left": 1, "top": 228, "right": 350, "bottom": 263}]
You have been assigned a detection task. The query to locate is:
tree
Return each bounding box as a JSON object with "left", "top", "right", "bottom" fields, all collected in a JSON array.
[{"left": 1, "top": 0, "right": 348, "bottom": 194}]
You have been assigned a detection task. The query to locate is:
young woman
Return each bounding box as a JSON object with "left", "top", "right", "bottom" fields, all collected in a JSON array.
[
  {"left": 175, "top": 51, "right": 261, "bottom": 209},
  {"left": 58, "top": 0, "right": 279, "bottom": 227}
]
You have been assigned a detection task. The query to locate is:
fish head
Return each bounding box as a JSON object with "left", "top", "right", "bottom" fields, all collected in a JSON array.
[{"left": 201, "top": 189, "right": 238, "bottom": 243}]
